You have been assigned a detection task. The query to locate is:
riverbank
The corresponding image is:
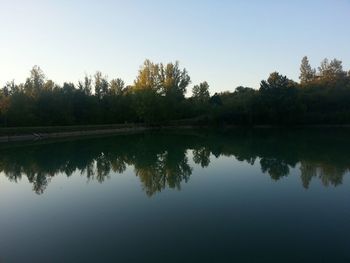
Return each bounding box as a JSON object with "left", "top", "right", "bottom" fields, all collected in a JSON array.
[
  {"left": 1, "top": 123, "right": 350, "bottom": 143},
  {"left": 0, "top": 123, "right": 202, "bottom": 143},
  {"left": 0, "top": 124, "right": 152, "bottom": 142}
]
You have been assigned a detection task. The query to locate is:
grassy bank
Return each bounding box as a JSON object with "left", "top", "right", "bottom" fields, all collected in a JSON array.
[
  {"left": 0, "top": 123, "right": 148, "bottom": 136},
  {"left": 1, "top": 121, "right": 350, "bottom": 143},
  {"left": 0, "top": 123, "right": 158, "bottom": 142}
]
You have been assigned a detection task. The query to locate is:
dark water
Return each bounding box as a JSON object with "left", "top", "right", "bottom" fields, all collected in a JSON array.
[{"left": 0, "top": 129, "right": 350, "bottom": 263}]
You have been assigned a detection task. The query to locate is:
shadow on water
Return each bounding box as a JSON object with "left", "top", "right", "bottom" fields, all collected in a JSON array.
[{"left": 0, "top": 128, "right": 349, "bottom": 195}]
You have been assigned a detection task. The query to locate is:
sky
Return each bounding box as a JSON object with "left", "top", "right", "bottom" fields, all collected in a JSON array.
[{"left": 0, "top": 0, "right": 349, "bottom": 93}]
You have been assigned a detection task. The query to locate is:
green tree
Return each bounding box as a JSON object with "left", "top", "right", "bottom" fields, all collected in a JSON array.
[
  {"left": 235, "top": 86, "right": 254, "bottom": 93},
  {"left": 24, "top": 65, "right": 46, "bottom": 96},
  {"left": 43, "top": 79, "right": 55, "bottom": 91},
  {"left": 133, "top": 60, "right": 191, "bottom": 100},
  {"left": 2, "top": 80, "right": 20, "bottom": 96},
  {"left": 0, "top": 84, "right": 11, "bottom": 126},
  {"left": 318, "top": 58, "right": 345, "bottom": 80},
  {"left": 132, "top": 89, "right": 161, "bottom": 123},
  {"left": 159, "top": 61, "right": 191, "bottom": 100},
  {"left": 110, "top": 78, "right": 125, "bottom": 96},
  {"left": 258, "top": 72, "right": 301, "bottom": 124},
  {"left": 1, "top": 58, "right": 350, "bottom": 128},
  {"left": 78, "top": 75, "right": 92, "bottom": 95},
  {"left": 94, "top": 71, "right": 109, "bottom": 99},
  {"left": 299, "top": 56, "right": 315, "bottom": 84},
  {"left": 260, "top": 72, "right": 295, "bottom": 91},
  {"left": 192, "top": 81, "right": 210, "bottom": 103}
]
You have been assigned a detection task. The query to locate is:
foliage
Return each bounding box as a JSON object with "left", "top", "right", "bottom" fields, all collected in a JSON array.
[
  {"left": 1, "top": 57, "right": 350, "bottom": 127},
  {"left": 192, "top": 81, "right": 210, "bottom": 103},
  {"left": 299, "top": 56, "right": 315, "bottom": 84}
]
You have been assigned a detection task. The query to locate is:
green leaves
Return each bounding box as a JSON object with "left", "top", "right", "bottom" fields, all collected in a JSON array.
[
  {"left": 134, "top": 59, "right": 191, "bottom": 100},
  {"left": 299, "top": 56, "right": 316, "bottom": 84},
  {"left": 192, "top": 81, "right": 210, "bottom": 103}
]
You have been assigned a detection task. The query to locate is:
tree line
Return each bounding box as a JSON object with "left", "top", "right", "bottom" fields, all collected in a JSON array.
[{"left": 1, "top": 57, "right": 350, "bottom": 127}]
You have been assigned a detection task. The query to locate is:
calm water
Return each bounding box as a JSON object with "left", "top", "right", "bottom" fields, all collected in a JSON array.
[{"left": 0, "top": 129, "right": 350, "bottom": 262}]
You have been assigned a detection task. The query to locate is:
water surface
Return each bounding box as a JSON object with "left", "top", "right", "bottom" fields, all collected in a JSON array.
[{"left": 0, "top": 129, "right": 349, "bottom": 262}]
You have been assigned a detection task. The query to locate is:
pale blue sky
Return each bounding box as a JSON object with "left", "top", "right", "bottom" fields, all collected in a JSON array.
[{"left": 0, "top": 0, "right": 349, "bottom": 93}]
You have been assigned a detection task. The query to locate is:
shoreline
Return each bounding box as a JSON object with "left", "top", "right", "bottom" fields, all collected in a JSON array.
[
  {"left": 1, "top": 123, "right": 350, "bottom": 143},
  {"left": 0, "top": 125, "right": 153, "bottom": 143}
]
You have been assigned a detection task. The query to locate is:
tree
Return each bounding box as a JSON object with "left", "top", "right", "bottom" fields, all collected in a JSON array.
[
  {"left": 258, "top": 72, "right": 301, "bottom": 124},
  {"left": 318, "top": 58, "right": 345, "bottom": 80},
  {"left": 260, "top": 72, "right": 295, "bottom": 91},
  {"left": 329, "top": 58, "right": 345, "bottom": 78},
  {"left": 299, "top": 56, "right": 315, "bottom": 83},
  {"left": 110, "top": 78, "right": 125, "bottom": 96},
  {"left": 94, "top": 71, "right": 109, "bottom": 99},
  {"left": 0, "top": 84, "right": 11, "bottom": 126},
  {"left": 235, "top": 86, "right": 254, "bottom": 93},
  {"left": 192, "top": 81, "right": 210, "bottom": 103},
  {"left": 78, "top": 75, "right": 92, "bottom": 95},
  {"left": 43, "top": 80, "right": 55, "bottom": 91},
  {"left": 24, "top": 65, "right": 46, "bottom": 96},
  {"left": 159, "top": 61, "right": 191, "bottom": 100},
  {"left": 133, "top": 59, "right": 161, "bottom": 92},
  {"left": 132, "top": 89, "right": 161, "bottom": 123},
  {"left": 2, "top": 80, "right": 21, "bottom": 96},
  {"left": 133, "top": 60, "right": 191, "bottom": 100},
  {"left": 1, "top": 58, "right": 350, "bottom": 127},
  {"left": 62, "top": 82, "right": 76, "bottom": 94}
]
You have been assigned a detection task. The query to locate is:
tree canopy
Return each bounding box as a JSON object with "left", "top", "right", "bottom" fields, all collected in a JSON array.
[
  {"left": 299, "top": 56, "right": 315, "bottom": 84},
  {"left": 1, "top": 57, "right": 350, "bottom": 127}
]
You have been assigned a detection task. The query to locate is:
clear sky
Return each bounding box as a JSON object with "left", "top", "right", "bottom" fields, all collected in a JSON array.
[{"left": 0, "top": 0, "right": 349, "bottom": 93}]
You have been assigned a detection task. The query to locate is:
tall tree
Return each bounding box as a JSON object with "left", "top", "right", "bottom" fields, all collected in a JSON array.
[
  {"left": 24, "top": 65, "right": 46, "bottom": 96},
  {"left": 133, "top": 60, "right": 191, "bottom": 100},
  {"left": 329, "top": 59, "right": 345, "bottom": 78},
  {"left": 159, "top": 61, "right": 191, "bottom": 100},
  {"left": 0, "top": 83, "right": 12, "bottom": 126},
  {"left": 299, "top": 56, "right": 315, "bottom": 83},
  {"left": 2, "top": 80, "right": 20, "bottom": 96},
  {"left": 260, "top": 72, "right": 295, "bottom": 91},
  {"left": 192, "top": 81, "right": 210, "bottom": 103},
  {"left": 110, "top": 78, "right": 125, "bottom": 96},
  {"left": 318, "top": 58, "right": 345, "bottom": 80},
  {"left": 43, "top": 80, "right": 55, "bottom": 91},
  {"left": 78, "top": 75, "right": 92, "bottom": 95},
  {"left": 133, "top": 60, "right": 161, "bottom": 92},
  {"left": 94, "top": 71, "right": 109, "bottom": 99}
]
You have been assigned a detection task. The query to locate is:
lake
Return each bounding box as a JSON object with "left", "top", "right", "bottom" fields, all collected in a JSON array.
[{"left": 0, "top": 129, "right": 349, "bottom": 262}]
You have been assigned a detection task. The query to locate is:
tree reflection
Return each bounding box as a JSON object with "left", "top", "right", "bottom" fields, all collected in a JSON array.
[
  {"left": 260, "top": 158, "right": 290, "bottom": 181},
  {"left": 300, "top": 161, "right": 346, "bottom": 188},
  {"left": 0, "top": 129, "right": 349, "bottom": 195},
  {"left": 135, "top": 151, "right": 192, "bottom": 196},
  {"left": 193, "top": 147, "right": 211, "bottom": 168}
]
